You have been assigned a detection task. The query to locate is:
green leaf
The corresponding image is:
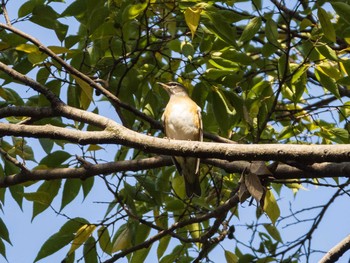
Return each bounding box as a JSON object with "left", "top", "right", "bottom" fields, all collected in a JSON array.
[
  {"left": 122, "top": 3, "right": 147, "bottom": 23},
  {"left": 111, "top": 225, "right": 131, "bottom": 253},
  {"left": 318, "top": 7, "right": 336, "bottom": 42},
  {"left": 330, "top": 128, "right": 349, "bottom": 143},
  {"left": 316, "top": 45, "right": 338, "bottom": 61},
  {"left": 82, "top": 176, "right": 94, "bottom": 200},
  {"left": 331, "top": 2, "right": 350, "bottom": 25},
  {"left": 83, "top": 237, "right": 98, "bottom": 263},
  {"left": 300, "top": 18, "right": 313, "bottom": 30},
  {"left": 204, "top": 68, "right": 233, "bottom": 80},
  {"left": 39, "top": 138, "right": 54, "bottom": 155},
  {"left": 61, "top": 0, "right": 86, "bottom": 18},
  {"left": 315, "top": 68, "right": 340, "bottom": 99},
  {"left": 130, "top": 247, "right": 152, "bottom": 263},
  {"left": 34, "top": 218, "right": 89, "bottom": 262},
  {"left": 239, "top": 17, "right": 262, "bottom": 42},
  {"left": 225, "top": 250, "right": 238, "bottom": 263},
  {"left": 181, "top": 41, "right": 195, "bottom": 59},
  {"left": 291, "top": 64, "right": 309, "bottom": 84},
  {"left": 30, "top": 5, "right": 68, "bottom": 41},
  {"left": 61, "top": 179, "right": 81, "bottom": 211},
  {"left": 72, "top": 76, "right": 94, "bottom": 110},
  {"left": 157, "top": 236, "right": 171, "bottom": 260},
  {"left": 211, "top": 87, "right": 235, "bottom": 135},
  {"left": 15, "top": 43, "right": 39, "bottom": 53},
  {"left": 40, "top": 151, "right": 71, "bottom": 168},
  {"left": 0, "top": 218, "right": 11, "bottom": 245},
  {"left": 31, "top": 180, "right": 62, "bottom": 220},
  {"left": 135, "top": 223, "right": 151, "bottom": 245},
  {"left": 265, "top": 18, "right": 280, "bottom": 47},
  {"left": 98, "top": 226, "right": 112, "bottom": 255},
  {"left": 184, "top": 7, "right": 202, "bottom": 39},
  {"left": 263, "top": 224, "right": 283, "bottom": 243},
  {"left": 278, "top": 52, "right": 288, "bottom": 80},
  {"left": 23, "top": 191, "right": 51, "bottom": 205},
  {"left": 172, "top": 175, "right": 186, "bottom": 198},
  {"left": 9, "top": 184, "right": 24, "bottom": 210},
  {"left": 48, "top": 46, "right": 70, "bottom": 55},
  {"left": 18, "top": 0, "right": 45, "bottom": 18},
  {"left": 263, "top": 190, "right": 280, "bottom": 225},
  {"left": 202, "top": 11, "right": 238, "bottom": 47},
  {"left": 0, "top": 239, "right": 7, "bottom": 261}
]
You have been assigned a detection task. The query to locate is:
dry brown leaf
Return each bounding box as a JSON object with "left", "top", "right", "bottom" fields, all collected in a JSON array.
[
  {"left": 245, "top": 172, "right": 265, "bottom": 203},
  {"left": 250, "top": 161, "right": 273, "bottom": 176}
]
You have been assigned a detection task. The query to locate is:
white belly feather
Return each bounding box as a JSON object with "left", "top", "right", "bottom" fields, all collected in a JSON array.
[{"left": 164, "top": 102, "right": 199, "bottom": 140}]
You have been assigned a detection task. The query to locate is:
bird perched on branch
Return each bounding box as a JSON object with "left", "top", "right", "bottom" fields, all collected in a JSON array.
[{"left": 158, "top": 81, "right": 202, "bottom": 197}]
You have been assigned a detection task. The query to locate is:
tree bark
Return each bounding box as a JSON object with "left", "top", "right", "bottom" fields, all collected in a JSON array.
[{"left": 319, "top": 234, "right": 350, "bottom": 263}]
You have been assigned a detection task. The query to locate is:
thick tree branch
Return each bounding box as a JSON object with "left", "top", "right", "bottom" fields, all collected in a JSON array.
[
  {"left": 2, "top": 121, "right": 350, "bottom": 163},
  {"left": 2, "top": 153, "right": 350, "bottom": 188},
  {"left": 0, "top": 156, "right": 170, "bottom": 188},
  {"left": 0, "top": 106, "right": 55, "bottom": 119},
  {"left": 319, "top": 234, "right": 350, "bottom": 263}
]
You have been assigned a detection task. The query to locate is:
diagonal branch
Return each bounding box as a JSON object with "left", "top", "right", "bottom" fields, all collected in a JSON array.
[
  {"left": 319, "top": 234, "right": 350, "bottom": 263},
  {"left": 0, "top": 22, "right": 160, "bottom": 128},
  {"left": 103, "top": 190, "right": 241, "bottom": 263},
  {"left": 0, "top": 156, "right": 170, "bottom": 188}
]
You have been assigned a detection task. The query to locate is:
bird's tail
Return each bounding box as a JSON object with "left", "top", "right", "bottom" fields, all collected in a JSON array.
[{"left": 184, "top": 175, "right": 201, "bottom": 197}]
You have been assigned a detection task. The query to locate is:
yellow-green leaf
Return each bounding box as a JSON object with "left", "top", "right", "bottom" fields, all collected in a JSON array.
[
  {"left": 265, "top": 18, "right": 280, "bottom": 47},
  {"left": 15, "top": 43, "right": 39, "bottom": 53},
  {"left": 48, "top": 45, "right": 70, "bottom": 54},
  {"left": 318, "top": 7, "right": 336, "bottom": 42},
  {"left": 172, "top": 174, "right": 186, "bottom": 199},
  {"left": 184, "top": 7, "right": 202, "bottom": 39},
  {"left": 187, "top": 222, "right": 201, "bottom": 248},
  {"left": 87, "top": 144, "right": 103, "bottom": 151},
  {"left": 239, "top": 17, "right": 261, "bottom": 42},
  {"left": 98, "top": 226, "right": 112, "bottom": 255},
  {"left": 263, "top": 190, "right": 280, "bottom": 225},
  {"left": 315, "top": 68, "right": 340, "bottom": 99},
  {"left": 263, "top": 224, "right": 283, "bottom": 243},
  {"left": 68, "top": 224, "right": 96, "bottom": 255},
  {"left": 111, "top": 226, "right": 131, "bottom": 252},
  {"left": 122, "top": 3, "right": 147, "bottom": 22},
  {"left": 73, "top": 76, "right": 94, "bottom": 109},
  {"left": 224, "top": 250, "right": 239, "bottom": 263}
]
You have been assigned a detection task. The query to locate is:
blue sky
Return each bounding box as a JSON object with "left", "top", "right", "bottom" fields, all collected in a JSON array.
[{"left": 1, "top": 1, "right": 350, "bottom": 263}]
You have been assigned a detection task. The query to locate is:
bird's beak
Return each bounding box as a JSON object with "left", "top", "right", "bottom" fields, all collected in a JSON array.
[
  {"left": 157, "top": 82, "right": 167, "bottom": 88},
  {"left": 157, "top": 82, "right": 170, "bottom": 93}
]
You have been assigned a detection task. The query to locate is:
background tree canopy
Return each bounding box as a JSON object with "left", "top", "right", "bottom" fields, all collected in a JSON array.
[{"left": 0, "top": 0, "right": 350, "bottom": 262}]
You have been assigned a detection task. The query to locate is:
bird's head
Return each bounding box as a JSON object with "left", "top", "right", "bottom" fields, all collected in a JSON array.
[{"left": 157, "top": 82, "right": 188, "bottom": 97}]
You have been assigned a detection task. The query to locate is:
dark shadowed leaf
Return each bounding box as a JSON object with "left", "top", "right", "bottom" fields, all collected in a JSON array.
[
  {"left": 239, "top": 17, "right": 262, "bottom": 42},
  {"left": 318, "top": 7, "right": 336, "bottom": 42},
  {"left": 40, "top": 151, "right": 71, "bottom": 168},
  {"left": 61, "top": 179, "right": 82, "bottom": 211},
  {"left": 34, "top": 218, "right": 89, "bottom": 262},
  {"left": 245, "top": 172, "right": 264, "bottom": 203}
]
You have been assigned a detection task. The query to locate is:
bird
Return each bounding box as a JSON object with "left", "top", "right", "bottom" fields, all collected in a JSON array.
[{"left": 158, "top": 81, "right": 202, "bottom": 197}]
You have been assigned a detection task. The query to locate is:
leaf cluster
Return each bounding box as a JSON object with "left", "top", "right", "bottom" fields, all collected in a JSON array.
[{"left": 0, "top": 0, "right": 350, "bottom": 262}]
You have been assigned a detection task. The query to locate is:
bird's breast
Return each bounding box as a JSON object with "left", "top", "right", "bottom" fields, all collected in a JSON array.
[{"left": 164, "top": 99, "right": 200, "bottom": 141}]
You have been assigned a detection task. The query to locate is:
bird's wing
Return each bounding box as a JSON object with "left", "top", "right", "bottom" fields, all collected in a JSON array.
[
  {"left": 195, "top": 105, "right": 202, "bottom": 175},
  {"left": 197, "top": 105, "right": 203, "bottom": 142}
]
